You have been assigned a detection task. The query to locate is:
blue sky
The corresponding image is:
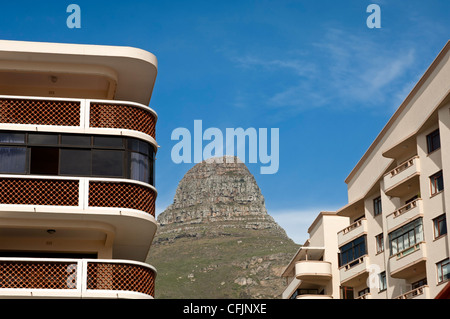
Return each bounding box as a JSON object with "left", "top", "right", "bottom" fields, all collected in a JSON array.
[{"left": 1, "top": 1, "right": 449, "bottom": 244}]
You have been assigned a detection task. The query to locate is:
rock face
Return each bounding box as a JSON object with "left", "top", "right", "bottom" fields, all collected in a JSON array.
[
  {"left": 146, "top": 156, "right": 299, "bottom": 299},
  {"left": 157, "top": 156, "right": 288, "bottom": 241}
]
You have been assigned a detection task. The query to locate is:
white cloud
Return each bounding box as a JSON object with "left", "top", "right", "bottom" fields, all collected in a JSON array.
[{"left": 231, "top": 28, "right": 418, "bottom": 116}]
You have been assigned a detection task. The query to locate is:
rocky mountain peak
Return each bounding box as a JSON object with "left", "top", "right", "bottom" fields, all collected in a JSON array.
[{"left": 157, "top": 156, "right": 287, "bottom": 239}]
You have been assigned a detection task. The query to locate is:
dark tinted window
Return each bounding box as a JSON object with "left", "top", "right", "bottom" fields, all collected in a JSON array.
[
  {"left": 427, "top": 129, "right": 440, "bottom": 153},
  {"left": 60, "top": 149, "right": 91, "bottom": 175},
  {"left": 92, "top": 150, "right": 124, "bottom": 177},
  {"left": 0, "top": 133, "right": 25, "bottom": 144},
  {"left": 129, "top": 139, "right": 150, "bottom": 155},
  {"left": 0, "top": 147, "right": 27, "bottom": 173},
  {"left": 93, "top": 136, "right": 123, "bottom": 148},
  {"left": 30, "top": 147, "right": 59, "bottom": 175},
  {"left": 61, "top": 135, "right": 91, "bottom": 147},
  {"left": 28, "top": 134, "right": 58, "bottom": 145}
]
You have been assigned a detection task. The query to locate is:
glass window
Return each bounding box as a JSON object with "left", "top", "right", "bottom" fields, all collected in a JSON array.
[
  {"left": 379, "top": 272, "right": 387, "bottom": 291},
  {"left": 430, "top": 170, "right": 444, "bottom": 196},
  {"left": 93, "top": 136, "right": 124, "bottom": 148},
  {"left": 373, "top": 196, "right": 382, "bottom": 216},
  {"left": 389, "top": 218, "right": 423, "bottom": 255},
  {"left": 340, "top": 287, "right": 354, "bottom": 299},
  {"left": 0, "top": 147, "right": 27, "bottom": 173},
  {"left": 434, "top": 214, "right": 447, "bottom": 239},
  {"left": 60, "top": 149, "right": 91, "bottom": 175},
  {"left": 130, "top": 152, "right": 149, "bottom": 183},
  {"left": 340, "top": 235, "right": 367, "bottom": 266},
  {"left": 28, "top": 134, "right": 58, "bottom": 145},
  {"left": 61, "top": 134, "right": 91, "bottom": 147},
  {"left": 128, "top": 138, "right": 150, "bottom": 155},
  {"left": 427, "top": 129, "right": 440, "bottom": 153},
  {"left": 92, "top": 150, "right": 124, "bottom": 177},
  {"left": 437, "top": 259, "right": 450, "bottom": 283},
  {"left": 30, "top": 147, "right": 59, "bottom": 175},
  {"left": 0, "top": 132, "right": 25, "bottom": 144},
  {"left": 376, "top": 233, "right": 384, "bottom": 253}
]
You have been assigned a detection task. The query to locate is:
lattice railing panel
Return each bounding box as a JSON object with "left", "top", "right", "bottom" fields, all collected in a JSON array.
[
  {"left": 0, "top": 178, "right": 79, "bottom": 206},
  {"left": 0, "top": 98, "right": 81, "bottom": 126},
  {"left": 89, "top": 102, "right": 156, "bottom": 138},
  {"left": 88, "top": 181, "right": 155, "bottom": 216},
  {"left": 0, "top": 261, "right": 77, "bottom": 289},
  {"left": 86, "top": 262, "right": 155, "bottom": 297}
]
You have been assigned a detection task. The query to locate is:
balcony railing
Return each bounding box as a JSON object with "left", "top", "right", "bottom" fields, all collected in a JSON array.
[
  {"left": 295, "top": 261, "right": 332, "bottom": 282},
  {"left": 395, "top": 285, "right": 429, "bottom": 299},
  {"left": 339, "top": 255, "right": 369, "bottom": 286},
  {"left": 0, "top": 95, "right": 157, "bottom": 140},
  {"left": 0, "top": 175, "right": 156, "bottom": 217},
  {"left": 384, "top": 156, "right": 420, "bottom": 194},
  {"left": 386, "top": 199, "right": 423, "bottom": 232},
  {"left": 0, "top": 258, "right": 156, "bottom": 298},
  {"left": 389, "top": 242, "right": 427, "bottom": 279},
  {"left": 338, "top": 218, "right": 367, "bottom": 246}
]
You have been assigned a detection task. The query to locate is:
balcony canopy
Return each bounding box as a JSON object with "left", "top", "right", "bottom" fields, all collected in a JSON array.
[{"left": 0, "top": 40, "right": 158, "bottom": 105}]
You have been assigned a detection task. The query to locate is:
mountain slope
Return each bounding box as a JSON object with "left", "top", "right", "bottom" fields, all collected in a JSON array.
[{"left": 146, "top": 156, "right": 299, "bottom": 299}]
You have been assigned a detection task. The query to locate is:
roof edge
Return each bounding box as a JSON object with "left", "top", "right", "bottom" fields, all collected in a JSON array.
[{"left": 345, "top": 40, "right": 450, "bottom": 185}]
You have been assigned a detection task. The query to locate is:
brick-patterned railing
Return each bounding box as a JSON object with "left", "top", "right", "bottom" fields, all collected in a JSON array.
[
  {"left": 0, "top": 178, "right": 79, "bottom": 206},
  {"left": 89, "top": 102, "right": 156, "bottom": 138},
  {"left": 0, "top": 258, "right": 156, "bottom": 298},
  {"left": 88, "top": 181, "right": 156, "bottom": 217},
  {"left": 0, "top": 96, "right": 157, "bottom": 140},
  {"left": 86, "top": 261, "right": 155, "bottom": 297},
  {"left": 0, "top": 176, "right": 156, "bottom": 217},
  {"left": 0, "top": 98, "right": 81, "bottom": 126},
  {"left": 0, "top": 260, "right": 77, "bottom": 289}
]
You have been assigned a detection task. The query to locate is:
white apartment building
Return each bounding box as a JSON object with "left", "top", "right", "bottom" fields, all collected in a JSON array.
[
  {"left": 281, "top": 212, "right": 349, "bottom": 299},
  {"left": 282, "top": 40, "right": 450, "bottom": 299},
  {"left": 0, "top": 40, "right": 159, "bottom": 298}
]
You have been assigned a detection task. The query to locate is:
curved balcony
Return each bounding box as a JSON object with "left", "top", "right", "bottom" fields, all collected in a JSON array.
[
  {"left": 0, "top": 95, "right": 157, "bottom": 144},
  {"left": 0, "top": 258, "right": 156, "bottom": 298},
  {"left": 0, "top": 175, "right": 157, "bottom": 261},
  {"left": 295, "top": 261, "right": 332, "bottom": 283}
]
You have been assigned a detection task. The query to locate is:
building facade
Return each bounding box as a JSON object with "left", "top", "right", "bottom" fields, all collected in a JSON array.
[
  {"left": 281, "top": 212, "right": 349, "bottom": 299},
  {"left": 282, "top": 41, "right": 450, "bottom": 299},
  {"left": 0, "top": 40, "right": 159, "bottom": 298}
]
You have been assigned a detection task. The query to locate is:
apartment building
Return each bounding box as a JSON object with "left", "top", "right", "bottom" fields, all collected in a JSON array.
[
  {"left": 0, "top": 40, "right": 159, "bottom": 298},
  {"left": 281, "top": 212, "right": 349, "bottom": 299},
  {"left": 282, "top": 40, "right": 450, "bottom": 299}
]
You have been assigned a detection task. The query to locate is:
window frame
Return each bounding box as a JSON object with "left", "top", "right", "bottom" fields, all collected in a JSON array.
[
  {"left": 426, "top": 129, "right": 441, "bottom": 154},
  {"left": 433, "top": 214, "right": 447, "bottom": 239},
  {"left": 379, "top": 271, "right": 387, "bottom": 292},
  {"left": 0, "top": 131, "right": 155, "bottom": 185},
  {"left": 375, "top": 233, "right": 384, "bottom": 254},
  {"left": 437, "top": 258, "right": 450, "bottom": 284},
  {"left": 388, "top": 218, "right": 424, "bottom": 256},
  {"left": 430, "top": 170, "right": 444, "bottom": 196},
  {"left": 373, "top": 196, "right": 382, "bottom": 216},
  {"left": 339, "top": 235, "right": 367, "bottom": 267}
]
